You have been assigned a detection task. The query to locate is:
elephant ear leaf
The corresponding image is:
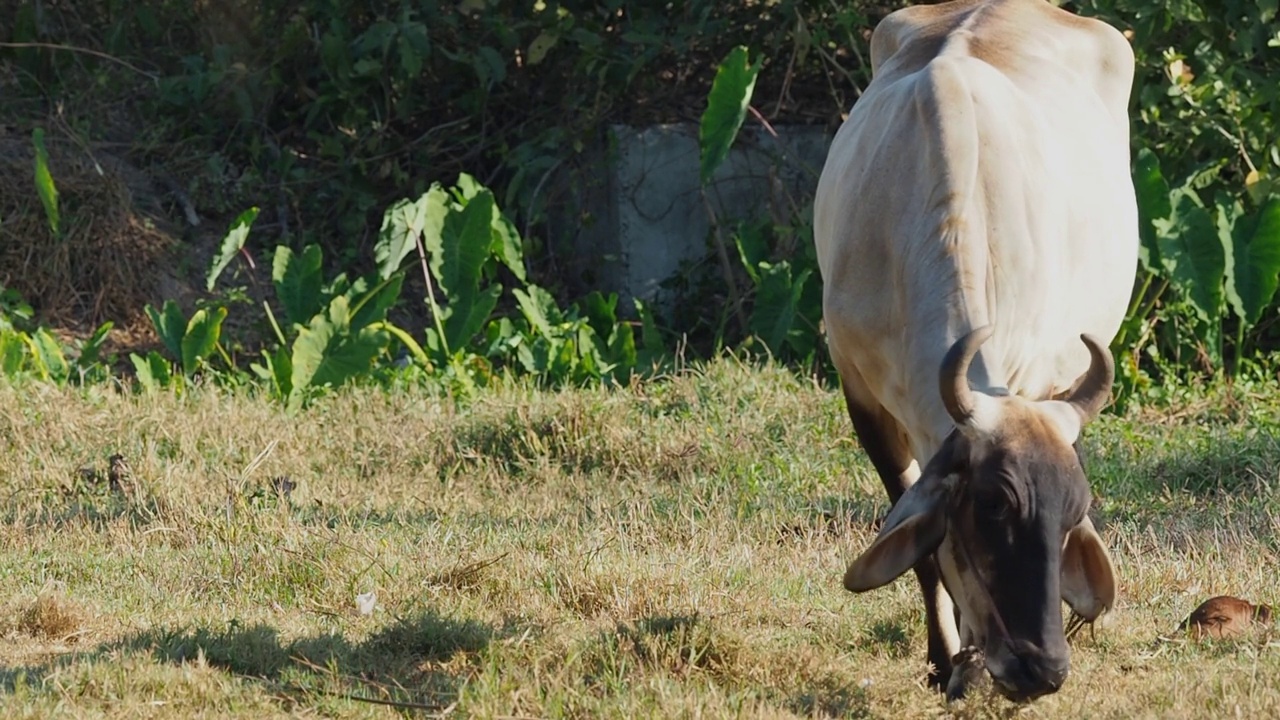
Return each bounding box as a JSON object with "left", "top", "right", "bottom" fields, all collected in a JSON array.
[
  {"left": 1155, "top": 186, "right": 1224, "bottom": 324},
  {"left": 273, "top": 244, "right": 326, "bottom": 327},
  {"left": 699, "top": 46, "right": 761, "bottom": 184},
  {"left": 1132, "top": 148, "right": 1171, "bottom": 272},
  {"left": 1224, "top": 197, "right": 1280, "bottom": 326}
]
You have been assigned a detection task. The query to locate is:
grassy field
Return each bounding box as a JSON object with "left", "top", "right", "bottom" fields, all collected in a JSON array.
[{"left": 0, "top": 359, "right": 1277, "bottom": 718}]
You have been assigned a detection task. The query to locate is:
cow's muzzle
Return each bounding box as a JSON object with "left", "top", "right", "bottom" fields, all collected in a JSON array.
[{"left": 989, "top": 639, "right": 1070, "bottom": 702}]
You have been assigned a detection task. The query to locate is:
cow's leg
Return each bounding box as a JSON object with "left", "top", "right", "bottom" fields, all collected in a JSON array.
[
  {"left": 946, "top": 616, "right": 990, "bottom": 700},
  {"left": 841, "top": 374, "right": 960, "bottom": 690}
]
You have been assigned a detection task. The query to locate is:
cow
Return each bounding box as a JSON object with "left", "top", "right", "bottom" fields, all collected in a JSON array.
[{"left": 812, "top": 0, "right": 1138, "bottom": 702}]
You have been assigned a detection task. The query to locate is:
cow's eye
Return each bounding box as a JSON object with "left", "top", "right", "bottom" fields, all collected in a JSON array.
[{"left": 977, "top": 489, "right": 1007, "bottom": 519}]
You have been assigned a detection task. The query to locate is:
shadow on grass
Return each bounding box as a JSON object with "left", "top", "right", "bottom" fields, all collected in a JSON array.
[
  {"left": 787, "top": 675, "right": 873, "bottom": 719},
  {"left": 584, "top": 613, "right": 876, "bottom": 717},
  {"left": 1085, "top": 427, "right": 1280, "bottom": 532},
  {"left": 0, "top": 608, "right": 493, "bottom": 711}
]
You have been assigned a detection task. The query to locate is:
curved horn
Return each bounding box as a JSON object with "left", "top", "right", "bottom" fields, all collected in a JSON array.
[
  {"left": 939, "top": 325, "right": 995, "bottom": 426},
  {"left": 1065, "top": 333, "right": 1115, "bottom": 422}
]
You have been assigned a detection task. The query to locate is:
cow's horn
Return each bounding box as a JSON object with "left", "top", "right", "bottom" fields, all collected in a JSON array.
[
  {"left": 1065, "top": 333, "right": 1114, "bottom": 422},
  {"left": 939, "top": 325, "right": 995, "bottom": 427}
]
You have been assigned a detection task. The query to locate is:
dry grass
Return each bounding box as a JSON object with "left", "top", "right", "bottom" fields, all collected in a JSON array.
[
  {"left": 0, "top": 359, "right": 1277, "bottom": 718},
  {"left": 0, "top": 133, "right": 176, "bottom": 332},
  {"left": 15, "top": 592, "right": 84, "bottom": 642}
]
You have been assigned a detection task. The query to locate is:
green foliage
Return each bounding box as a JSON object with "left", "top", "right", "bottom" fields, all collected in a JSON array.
[
  {"left": 700, "top": 46, "right": 762, "bottom": 185},
  {"left": 8, "top": 0, "right": 879, "bottom": 271},
  {"left": 733, "top": 223, "right": 822, "bottom": 363},
  {"left": 207, "top": 207, "right": 260, "bottom": 291},
  {"left": 1224, "top": 198, "right": 1280, "bottom": 326},
  {"left": 272, "top": 245, "right": 327, "bottom": 328},
  {"left": 131, "top": 351, "right": 173, "bottom": 394},
  {"left": 1118, "top": 146, "right": 1280, "bottom": 398},
  {"left": 0, "top": 286, "right": 112, "bottom": 386},
  {"left": 31, "top": 128, "right": 60, "bottom": 237},
  {"left": 374, "top": 194, "right": 434, "bottom": 283},
  {"left": 141, "top": 300, "right": 227, "bottom": 380},
  {"left": 25, "top": 0, "right": 1280, "bottom": 405},
  {"left": 426, "top": 184, "right": 504, "bottom": 356},
  {"left": 510, "top": 286, "right": 639, "bottom": 384},
  {"left": 1154, "top": 183, "right": 1225, "bottom": 325},
  {"left": 0, "top": 286, "right": 35, "bottom": 332},
  {"left": 1076, "top": 0, "right": 1280, "bottom": 390},
  {"left": 181, "top": 307, "right": 229, "bottom": 374},
  {"left": 376, "top": 175, "right": 666, "bottom": 390},
  {"left": 288, "top": 295, "right": 389, "bottom": 407},
  {"left": 252, "top": 245, "right": 406, "bottom": 411},
  {"left": 25, "top": 329, "right": 70, "bottom": 384}
]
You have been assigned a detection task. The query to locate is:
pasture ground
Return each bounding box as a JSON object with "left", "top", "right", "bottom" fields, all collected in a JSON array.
[{"left": 0, "top": 359, "right": 1277, "bottom": 718}]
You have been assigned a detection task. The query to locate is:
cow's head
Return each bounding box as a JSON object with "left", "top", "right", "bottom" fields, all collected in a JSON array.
[{"left": 843, "top": 325, "right": 1117, "bottom": 702}]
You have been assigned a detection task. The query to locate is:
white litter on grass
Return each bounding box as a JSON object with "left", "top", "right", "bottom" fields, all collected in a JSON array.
[{"left": 356, "top": 591, "right": 378, "bottom": 616}]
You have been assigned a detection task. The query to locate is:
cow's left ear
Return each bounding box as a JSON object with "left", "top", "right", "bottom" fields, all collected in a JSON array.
[{"left": 1061, "top": 515, "right": 1116, "bottom": 620}]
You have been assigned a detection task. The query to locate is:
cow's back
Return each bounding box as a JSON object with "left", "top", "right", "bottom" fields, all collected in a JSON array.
[{"left": 814, "top": 0, "right": 1137, "bottom": 457}]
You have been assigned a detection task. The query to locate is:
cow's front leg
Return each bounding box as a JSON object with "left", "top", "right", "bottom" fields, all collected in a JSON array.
[{"left": 917, "top": 557, "right": 961, "bottom": 690}]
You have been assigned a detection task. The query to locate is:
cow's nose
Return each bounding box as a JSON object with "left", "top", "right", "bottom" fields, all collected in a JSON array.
[{"left": 993, "top": 645, "right": 1070, "bottom": 701}]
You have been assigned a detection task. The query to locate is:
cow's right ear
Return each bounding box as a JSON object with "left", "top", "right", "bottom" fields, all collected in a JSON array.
[
  {"left": 843, "top": 432, "right": 962, "bottom": 593},
  {"left": 843, "top": 497, "right": 945, "bottom": 592}
]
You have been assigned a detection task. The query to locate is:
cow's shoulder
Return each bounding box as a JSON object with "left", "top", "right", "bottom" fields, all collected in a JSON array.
[
  {"left": 871, "top": 0, "right": 1133, "bottom": 111},
  {"left": 870, "top": 2, "right": 971, "bottom": 75}
]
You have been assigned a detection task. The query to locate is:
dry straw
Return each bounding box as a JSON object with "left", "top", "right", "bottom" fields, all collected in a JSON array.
[{"left": 0, "top": 134, "right": 174, "bottom": 332}]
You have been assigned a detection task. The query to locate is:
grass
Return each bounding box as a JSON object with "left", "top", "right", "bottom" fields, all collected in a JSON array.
[{"left": 0, "top": 359, "right": 1277, "bottom": 718}]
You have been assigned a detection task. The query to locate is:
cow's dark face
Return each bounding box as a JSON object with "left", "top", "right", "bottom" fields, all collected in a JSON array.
[
  {"left": 935, "top": 406, "right": 1102, "bottom": 701},
  {"left": 842, "top": 326, "right": 1117, "bottom": 702}
]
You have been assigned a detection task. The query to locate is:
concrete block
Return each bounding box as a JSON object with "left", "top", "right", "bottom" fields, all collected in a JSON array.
[{"left": 554, "top": 123, "right": 832, "bottom": 315}]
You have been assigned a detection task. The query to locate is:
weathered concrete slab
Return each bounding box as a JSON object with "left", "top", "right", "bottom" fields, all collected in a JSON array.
[{"left": 554, "top": 123, "right": 832, "bottom": 315}]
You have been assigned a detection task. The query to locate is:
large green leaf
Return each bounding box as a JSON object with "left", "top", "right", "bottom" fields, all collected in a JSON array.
[
  {"left": 76, "top": 321, "right": 114, "bottom": 369},
  {"left": 130, "top": 351, "right": 172, "bottom": 393},
  {"left": 1155, "top": 187, "right": 1225, "bottom": 323},
  {"left": 250, "top": 345, "right": 293, "bottom": 403},
  {"left": 289, "top": 296, "right": 390, "bottom": 407},
  {"left": 1132, "top": 148, "right": 1171, "bottom": 273},
  {"left": 374, "top": 194, "right": 429, "bottom": 281},
  {"left": 750, "top": 261, "right": 811, "bottom": 358},
  {"left": 0, "top": 330, "right": 25, "bottom": 375},
  {"left": 583, "top": 291, "right": 619, "bottom": 340},
  {"left": 180, "top": 306, "right": 227, "bottom": 372},
  {"left": 349, "top": 274, "right": 404, "bottom": 331},
  {"left": 27, "top": 328, "right": 69, "bottom": 383},
  {"left": 273, "top": 244, "right": 326, "bottom": 326},
  {"left": 1224, "top": 197, "right": 1280, "bottom": 326},
  {"left": 733, "top": 222, "right": 769, "bottom": 284},
  {"left": 444, "top": 283, "right": 501, "bottom": 352},
  {"left": 311, "top": 326, "right": 388, "bottom": 390},
  {"left": 513, "top": 285, "right": 563, "bottom": 338},
  {"left": 145, "top": 300, "right": 187, "bottom": 360},
  {"left": 207, "top": 207, "right": 259, "bottom": 290},
  {"left": 605, "top": 322, "right": 637, "bottom": 377},
  {"left": 453, "top": 173, "right": 526, "bottom": 281},
  {"left": 426, "top": 190, "right": 494, "bottom": 298},
  {"left": 634, "top": 299, "right": 666, "bottom": 368},
  {"left": 31, "top": 128, "right": 60, "bottom": 236},
  {"left": 490, "top": 210, "right": 526, "bottom": 283},
  {"left": 699, "top": 45, "right": 761, "bottom": 185}
]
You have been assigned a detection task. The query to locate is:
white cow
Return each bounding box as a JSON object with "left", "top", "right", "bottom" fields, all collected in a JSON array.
[{"left": 814, "top": 0, "right": 1138, "bottom": 701}]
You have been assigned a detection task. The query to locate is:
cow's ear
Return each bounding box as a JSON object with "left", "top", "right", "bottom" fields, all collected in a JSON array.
[
  {"left": 843, "top": 504, "right": 945, "bottom": 592},
  {"left": 1061, "top": 516, "right": 1116, "bottom": 620},
  {"left": 844, "top": 432, "right": 963, "bottom": 593}
]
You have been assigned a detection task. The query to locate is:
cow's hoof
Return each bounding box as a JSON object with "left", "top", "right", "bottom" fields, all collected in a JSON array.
[{"left": 946, "top": 646, "right": 990, "bottom": 701}]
